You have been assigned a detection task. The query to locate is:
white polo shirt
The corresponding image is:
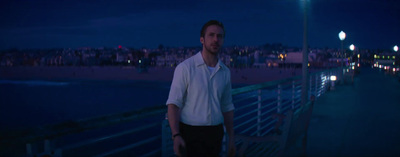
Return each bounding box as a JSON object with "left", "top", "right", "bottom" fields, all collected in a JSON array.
[{"left": 166, "top": 52, "right": 235, "bottom": 126}]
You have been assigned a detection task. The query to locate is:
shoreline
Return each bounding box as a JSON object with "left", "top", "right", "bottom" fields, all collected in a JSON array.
[{"left": 0, "top": 66, "right": 312, "bottom": 85}]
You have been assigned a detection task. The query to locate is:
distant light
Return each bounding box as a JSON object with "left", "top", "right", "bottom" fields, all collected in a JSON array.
[
  {"left": 352, "top": 66, "right": 355, "bottom": 70},
  {"left": 393, "top": 68, "right": 396, "bottom": 72},
  {"left": 357, "top": 63, "right": 360, "bottom": 67},
  {"left": 349, "top": 44, "right": 355, "bottom": 51},
  {"left": 128, "top": 60, "right": 130, "bottom": 64},
  {"left": 394, "top": 45, "right": 399, "bottom": 52},
  {"left": 118, "top": 45, "right": 122, "bottom": 49},
  {"left": 339, "top": 31, "right": 346, "bottom": 41},
  {"left": 357, "top": 54, "right": 360, "bottom": 58},
  {"left": 374, "top": 54, "right": 377, "bottom": 58},
  {"left": 139, "top": 60, "right": 142, "bottom": 64},
  {"left": 393, "top": 56, "right": 396, "bottom": 59},
  {"left": 330, "top": 75, "right": 337, "bottom": 81},
  {"left": 308, "top": 63, "right": 310, "bottom": 67}
]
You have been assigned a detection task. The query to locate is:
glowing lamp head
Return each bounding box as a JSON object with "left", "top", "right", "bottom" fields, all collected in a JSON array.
[
  {"left": 330, "top": 75, "right": 337, "bottom": 81},
  {"left": 349, "top": 44, "right": 355, "bottom": 51},
  {"left": 339, "top": 31, "right": 346, "bottom": 41}
]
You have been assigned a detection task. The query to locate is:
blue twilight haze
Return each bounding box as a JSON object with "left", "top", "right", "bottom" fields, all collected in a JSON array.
[{"left": 0, "top": 0, "right": 399, "bottom": 50}]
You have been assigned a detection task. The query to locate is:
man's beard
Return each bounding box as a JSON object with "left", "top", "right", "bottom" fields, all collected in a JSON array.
[{"left": 205, "top": 43, "right": 220, "bottom": 55}]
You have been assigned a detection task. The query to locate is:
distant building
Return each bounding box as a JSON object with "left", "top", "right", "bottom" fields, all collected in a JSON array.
[{"left": 281, "top": 52, "right": 316, "bottom": 68}]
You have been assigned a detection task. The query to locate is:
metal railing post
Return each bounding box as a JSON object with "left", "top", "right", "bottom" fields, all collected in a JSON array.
[
  {"left": 277, "top": 84, "right": 282, "bottom": 113},
  {"left": 309, "top": 75, "right": 312, "bottom": 99},
  {"left": 44, "top": 139, "right": 51, "bottom": 154},
  {"left": 161, "top": 114, "right": 170, "bottom": 157},
  {"left": 315, "top": 74, "right": 318, "bottom": 97},
  {"left": 292, "top": 80, "right": 295, "bottom": 109},
  {"left": 323, "top": 73, "right": 328, "bottom": 93},
  {"left": 54, "top": 149, "right": 62, "bottom": 157},
  {"left": 257, "top": 89, "right": 262, "bottom": 136},
  {"left": 222, "top": 127, "right": 228, "bottom": 156},
  {"left": 26, "top": 143, "right": 34, "bottom": 157}
]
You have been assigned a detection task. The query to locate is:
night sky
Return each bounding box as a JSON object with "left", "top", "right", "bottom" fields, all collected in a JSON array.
[{"left": 0, "top": 0, "right": 399, "bottom": 50}]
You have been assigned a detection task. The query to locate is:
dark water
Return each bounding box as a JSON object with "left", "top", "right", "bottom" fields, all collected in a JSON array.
[{"left": 0, "top": 79, "right": 172, "bottom": 131}]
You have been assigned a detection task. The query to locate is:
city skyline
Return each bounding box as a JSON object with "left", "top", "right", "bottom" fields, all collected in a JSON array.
[{"left": 0, "top": 0, "right": 399, "bottom": 50}]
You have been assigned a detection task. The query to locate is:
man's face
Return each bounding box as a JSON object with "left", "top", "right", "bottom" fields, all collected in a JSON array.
[{"left": 200, "top": 25, "right": 224, "bottom": 54}]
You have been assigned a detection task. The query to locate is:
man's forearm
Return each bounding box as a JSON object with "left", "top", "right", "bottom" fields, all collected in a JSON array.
[
  {"left": 167, "top": 104, "right": 181, "bottom": 135},
  {"left": 223, "top": 110, "right": 235, "bottom": 137}
]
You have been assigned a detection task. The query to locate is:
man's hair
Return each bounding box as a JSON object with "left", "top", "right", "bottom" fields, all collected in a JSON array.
[{"left": 200, "top": 20, "right": 225, "bottom": 38}]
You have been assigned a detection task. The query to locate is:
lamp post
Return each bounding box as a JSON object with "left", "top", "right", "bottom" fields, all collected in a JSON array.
[
  {"left": 394, "top": 45, "right": 398, "bottom": 69},
  {"left": 301, "top": 0, "right": 309, "bottom": 107},
  {"left": 349, "top": 43, "right": 355, "bottom": 63},
  {"left": 338, "top": 31, "right": 346, "bottom": 84},
  {"left": 349, "top": 44, "right": 355, "bottom": 82},
  {"left": 349, "top": 44, "right": 355, "bottom": 63}
]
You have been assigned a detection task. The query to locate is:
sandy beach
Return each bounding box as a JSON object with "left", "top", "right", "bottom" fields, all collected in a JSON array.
[{"left": 0, "top": 66, "right": 306, "bottom": 84}]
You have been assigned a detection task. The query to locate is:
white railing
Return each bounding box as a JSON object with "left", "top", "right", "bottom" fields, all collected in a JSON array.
[
  {"left": 162, "top": 68, "right": 342, "bottom": 157},
  {"left": 0, "top": 68, "right": 346, "bottom": 157}
]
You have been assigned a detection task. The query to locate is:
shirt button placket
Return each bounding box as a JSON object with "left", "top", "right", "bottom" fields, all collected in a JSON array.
[{"left": 208, "top": 76, "right": 212, "bottom": 124}]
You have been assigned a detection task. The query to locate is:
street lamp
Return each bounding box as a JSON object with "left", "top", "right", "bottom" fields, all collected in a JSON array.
[
  {"left": 394, "top": 45, "right": 399, "bottom": 52},
  {"left": 339, "top": 31, "right": 346, "bottom": 40},
  {"left": 338, "top": 31, "right": 346, "bottom": 84},
  {"left": 349, "top": 44, "right": 355, "bottom": 51}
]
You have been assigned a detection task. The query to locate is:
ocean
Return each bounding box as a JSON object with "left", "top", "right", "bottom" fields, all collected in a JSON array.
[{"left": 0, "top": 79, "right": 172, "bottom": 131}]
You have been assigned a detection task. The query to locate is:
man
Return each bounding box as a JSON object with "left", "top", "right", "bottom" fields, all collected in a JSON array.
[{"left": 166, "top": 20, "right": 236, "bottom": 157}]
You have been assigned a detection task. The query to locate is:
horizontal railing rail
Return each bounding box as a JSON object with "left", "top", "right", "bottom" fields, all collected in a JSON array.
[{"left": 0, "top": 67, "right": 348, "bottom": 157}]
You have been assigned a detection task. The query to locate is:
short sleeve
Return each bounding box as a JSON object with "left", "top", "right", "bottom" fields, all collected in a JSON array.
[
  {"left": 166, "top": 63, "right": 187, "bottom": 108},
  {"left": 221, "top": 71, "right": 235, "bottom": 112}
]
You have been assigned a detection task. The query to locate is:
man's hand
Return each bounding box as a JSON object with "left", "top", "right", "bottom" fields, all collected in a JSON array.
[
  {"left": 227, "top": 137, "right": 236, "bottom": 157},
  {"left": 173, "top": 136, "right": 186, "bottom": 157}
]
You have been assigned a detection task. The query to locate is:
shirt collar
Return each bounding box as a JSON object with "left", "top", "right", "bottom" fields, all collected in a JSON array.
[
  {"left": 194, "top": 51, "right": 205, "bottom": 67},
  {"left": 194, "top": 51, "right": 225, "bottom": 70}
]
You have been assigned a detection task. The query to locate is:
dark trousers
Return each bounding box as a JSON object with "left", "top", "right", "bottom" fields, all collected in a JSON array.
[{"left": 179, "top": 122, "right": 224, "bottom": 157}]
